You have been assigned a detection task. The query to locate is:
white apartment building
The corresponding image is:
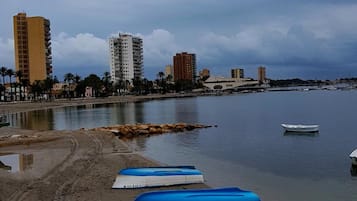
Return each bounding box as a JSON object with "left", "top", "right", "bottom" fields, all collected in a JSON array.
[{"left": 109, "top": 34, "right": 143, "bottom": 84}]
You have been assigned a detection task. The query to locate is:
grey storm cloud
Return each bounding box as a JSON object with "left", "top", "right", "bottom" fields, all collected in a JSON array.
[{"left": 1, "top": 0, "right": 357, "bottom": 79}]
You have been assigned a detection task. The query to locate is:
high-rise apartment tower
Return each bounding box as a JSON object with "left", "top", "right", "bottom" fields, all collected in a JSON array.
[
  {"left": 231, "top": 68, "right": 244, "bottom": 79},
  {"left": 165, "top": 65, "right": 174, "bottom": 81},
  {"left": 109, "top": 34, "right": 143, "bottom": 84},
  {"left": 173, "top": 52, "right": 196, "bottom": 82},
  {"left": 13, "top": 13, "right": 52, "bottom": 83},
  {"left": 258, "top": 66, "right": 266, "bottom": 82}
]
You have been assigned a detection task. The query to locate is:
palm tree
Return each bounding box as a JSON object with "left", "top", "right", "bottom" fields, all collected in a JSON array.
[
  {"left": 31, "top": 80, "right": 44, "bottom": 101},
  {"left": 116, "top": 80, "right": 124, "bottom": 95},
  {"left": 125, "top": 80, "right": 131, "bottom": 92},
  {"left": 0, "top": 66, "right": 7, "bottom": 101},
  {"left": 102, "top": 72, "right": 111, "bottom": 96},
  {"left": 166, "top": 74, "right": 173, "bottom": 82},
  {"left": 15, "top": 70, "right": 23, "bottom": 101},
  {"left": 6, "top": 69, "right": 14, "bottom": 101},
  {"left": 0, "top": 66, "right": 7, "bottom": 85},
  {"left": 44, "top": 76, "right": 55, "bottom": 100},
  {"left": 74, "top": 74, "right": 81, "bottom": 84},
  {"left": 21, "top": 79, "right": 29, "bottom": 101},
  {"left": 157, "top": 71, "right": 166, "bottom": 94},
  {"left": 53, "top": 76, "right": 59, "bottom": 84},
  {"left": 166, "top": 74, "right": 174, "bottom": 92},
  {"left": 64, "top": 73, "right": 74, "bottom": 98},
  {"left": 0, "top": 84, "right": 4, "bottom": 100},
  {"left": 74, "top": 74, "right": 81, "bottom": 97}
]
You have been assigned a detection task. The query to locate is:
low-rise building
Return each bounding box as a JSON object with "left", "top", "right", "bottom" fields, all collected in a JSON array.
[{"left": 203, "top": 76, "right": 259, "bottom": 90}]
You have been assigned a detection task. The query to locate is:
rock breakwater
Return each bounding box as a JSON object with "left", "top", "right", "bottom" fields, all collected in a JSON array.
[{"left": 89, "top": 123, "right": 215, "bottom": 138}]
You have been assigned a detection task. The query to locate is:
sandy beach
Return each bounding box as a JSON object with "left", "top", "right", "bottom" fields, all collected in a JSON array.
[{"left": 0, "top": 95, "right": 209, "bottom": 201}]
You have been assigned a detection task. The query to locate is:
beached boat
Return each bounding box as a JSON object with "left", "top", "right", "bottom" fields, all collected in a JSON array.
[
  {"left": 0, "top": 115, "right": 10, "bottom": 127},
  {"left": 281, "top": 124, "right": 319, "bottom": 133},
  {"left": 112, "top": 166, "right": 204, "bottom": 189},
  {"left": 135, "top": 187, "right": 261, "bottom": 201},
  {"left": 349, "top": 149, "right": 357, "bottom": 166}
]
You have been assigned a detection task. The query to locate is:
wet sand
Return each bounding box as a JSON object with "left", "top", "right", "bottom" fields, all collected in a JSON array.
[{"left": 0, "top": 96, "right": 209, "bottom": 201}]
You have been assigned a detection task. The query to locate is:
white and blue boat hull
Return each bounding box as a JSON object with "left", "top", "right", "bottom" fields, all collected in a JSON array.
[
  {"left": 135, "top": 187, "right": 261, "bottom": 201},
  {"left": 112, "top": 166, "right": 204, "bottom": 189}
]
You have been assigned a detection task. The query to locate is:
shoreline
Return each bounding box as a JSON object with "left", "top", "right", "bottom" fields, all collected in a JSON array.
[
  {"left": 0, "top": 93, "right": 202, "bottom": 115},
  {"left": 0, "top": 94, "right": 210, "bottom": 201}
]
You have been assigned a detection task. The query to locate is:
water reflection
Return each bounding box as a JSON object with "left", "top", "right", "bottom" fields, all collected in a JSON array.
[
  {"left": 11, "top": 102, "right": 148, "bottom": 130},
  {"left": 11, "top": 109, "right": 54, "bottom": 130},
  {"left": 112, "top": 102, "right": 145, "bottom": 124},
  {"left": 175, "top": 130, "right": 200, "bottom": 148},
  {"left": 129, "top": 136, "right": 148, "bottom": 151},
  {"left": 0, "top": 153, "right": 34, "bottom": 173},
  {"left": 174, "top": 98, "right": 198, "bottom": 123},
  {"left": 283, "top": 131, "right": 319, "bottom": 137},
  {"left": 10, "top": 98, "right": 200, "bottom": 131}
]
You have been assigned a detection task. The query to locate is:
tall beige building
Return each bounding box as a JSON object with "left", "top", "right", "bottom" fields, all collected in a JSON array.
[
  {"left": 13, "top": 13, "right": 52, "bottom": 84},
  {"left": 165, "top": 65, "right": 173, "bottom": 81},
  {"left": 199, "top": 68, "right": 210, "bottom": 80},
  {"left": 258, "top": 66, "right": 266, "bottom": 82},
  {"left": 231, "top": 68, "right": 244, "bottom": 79}
]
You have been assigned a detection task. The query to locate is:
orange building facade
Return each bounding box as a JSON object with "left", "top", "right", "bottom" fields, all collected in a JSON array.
[
  {"left": 173, "top": 52, "right": 196, "bottom": 82},
  {"left": 13, "top": 13, "right": 52, "bottom": 84}
]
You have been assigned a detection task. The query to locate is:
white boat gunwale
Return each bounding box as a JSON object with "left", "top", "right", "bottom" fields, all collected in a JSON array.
[{"left": 281, "top": 123, "right": 319, "bottom": 133}]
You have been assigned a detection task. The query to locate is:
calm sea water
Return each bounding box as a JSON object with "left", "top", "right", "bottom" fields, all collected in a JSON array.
[{"left": 9, "top": 90, "right": 357, "bottom": 201}]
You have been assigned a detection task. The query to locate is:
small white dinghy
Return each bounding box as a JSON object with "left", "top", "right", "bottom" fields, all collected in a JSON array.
[
  {"left": 112, "top": 166, "right": 204, "bottom": 189},
  {"left": 281, "top": 124, "right": 319, "bottom": 133},
  {"left": 349, "top": 149, "right": 357, "bottom": 166}
]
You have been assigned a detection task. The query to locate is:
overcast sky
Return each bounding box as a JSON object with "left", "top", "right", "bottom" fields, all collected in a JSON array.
[{"left": 1, "top": 0, "right": 357, "bottom": 80}]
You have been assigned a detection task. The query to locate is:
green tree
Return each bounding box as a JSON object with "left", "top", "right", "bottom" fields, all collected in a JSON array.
[
  {"left": 64, "top": 73, "right": 74, "bottom": 98},
  {"left": 15, "top": 70, "right": 23, "bottom": 101},
  {"left": 44, "top": 76, "right": 55, "bottom": 100},
  {"left": 21, "top": 79, "right": 29, "bottom": 101},
  {"left": 6, "top": 69, "right": 14, "bottom": 101},
  {"left": 0, "top": 66, "right": 7, "bottom": 101},
  {"left": 166, "top": 74, "right": 174, "bottom": 92},
  {"left": 102, "top": 72, "right": 112, "bottom": 96},
  {"left": 175, "top": 79, "right": 194, "bottom": 92},
  {"left": 53, "top": 76, "right": 59, "bottom": 84},
  {"left": 125, "top": 80, "right": 131, "bottom": 92},
  {"left": 83, "top": 74, "right": 102, "bottom": 97},
  {"left": 74, "top": 74, "right": 81, "bottom": 97},
  {"left": 166, "top": 74, "right": 173, "bottom": 82},
  {"left": 0, "top": 84, "right": 4, "bottom": 100},
  {"left": 31, "top": 80, "right": 45, "bottom": 101},
  {"left": 156, "top": 71, "right": 166, "bottom": 94},
  {"left": 115, "top": 80, "right": 125, "bottom": 95},
  {"left": 132, "top": 77, "right": 143, "bottom": 94}
]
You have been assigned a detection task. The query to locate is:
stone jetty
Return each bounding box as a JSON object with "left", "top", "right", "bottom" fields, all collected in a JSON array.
[{"left": 89, "top": 123, "right": 214, "bottom": 138}]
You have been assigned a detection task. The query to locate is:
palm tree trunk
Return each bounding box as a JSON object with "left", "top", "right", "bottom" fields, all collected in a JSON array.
[
  {"left": 1, "top": 76, "right": 5, "bottom": 101},
  {"left": 9, "top": 78, "right": 12, "bottom": 101}
]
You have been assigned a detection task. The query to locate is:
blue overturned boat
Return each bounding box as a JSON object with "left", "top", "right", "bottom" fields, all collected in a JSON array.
[
  {"left": 135, "top": 187, "right": 261, "bottom": 201},
  {"left": 112, "top": 166, "right": 204, "bottom": 189}
]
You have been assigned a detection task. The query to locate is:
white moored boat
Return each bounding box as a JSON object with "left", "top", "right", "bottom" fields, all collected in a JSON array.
[
  {"left": 350, "top": 149, "right": 357, "bottom": 166},
  {"left": 281, "top": 124, "right": 319, "bottom": 133},
  {"left": 112, "top": 166, "right": 204, "bottom": 189}
]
